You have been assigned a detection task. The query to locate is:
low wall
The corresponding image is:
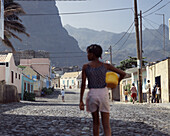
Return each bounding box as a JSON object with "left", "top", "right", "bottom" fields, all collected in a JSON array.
[
  {"left": 0, "top": 84, "right": 20, "bottom": 103},
  {"left": 112, "top": 85, "right": 120, "bottom": 101},
  {"left": 34, "top": 90, "right": 41, "bottom": 97}
]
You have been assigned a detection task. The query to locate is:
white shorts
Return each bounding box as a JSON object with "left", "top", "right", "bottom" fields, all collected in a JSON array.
[{"left": 86, "top": 87, "right": 110, "bottom": 113}]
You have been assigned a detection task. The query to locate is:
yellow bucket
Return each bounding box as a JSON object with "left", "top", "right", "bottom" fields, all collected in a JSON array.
[{"left": 106, "top": 72, "right": 119, "bottom": 89}]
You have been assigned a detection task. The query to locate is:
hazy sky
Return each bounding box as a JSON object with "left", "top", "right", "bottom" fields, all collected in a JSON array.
[{"left": 56, "top": 0, "right": 170, "bottom": 33}]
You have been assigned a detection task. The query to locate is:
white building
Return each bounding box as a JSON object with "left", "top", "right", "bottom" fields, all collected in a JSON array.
[
  {"left": 0, "top": 53, "right": 22, "bottom": 95},
  {"left": 60, "top": 71, "right": 82, "bottom": 89}
]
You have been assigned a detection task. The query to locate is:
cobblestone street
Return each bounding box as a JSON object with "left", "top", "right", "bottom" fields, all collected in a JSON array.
[{"left": 0, "top": 89, "right": 170, "bottom": 136}]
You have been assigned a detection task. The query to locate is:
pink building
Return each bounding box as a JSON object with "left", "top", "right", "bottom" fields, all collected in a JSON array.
[
  {"left": 20, "top": 58, "right": 51, "bottom": 77},
  {"left": 0, "top": 53, "right": 22, "bottom": 95}
]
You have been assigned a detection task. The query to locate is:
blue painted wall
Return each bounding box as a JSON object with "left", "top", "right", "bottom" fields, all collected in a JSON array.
[{"left": 21, "top": 75, "right": 34, "bottom": 100}]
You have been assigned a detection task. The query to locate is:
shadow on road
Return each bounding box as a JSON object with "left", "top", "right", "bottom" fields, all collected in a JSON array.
[{"left": 0, "top": 114, "right": 169, "bottom": 136}]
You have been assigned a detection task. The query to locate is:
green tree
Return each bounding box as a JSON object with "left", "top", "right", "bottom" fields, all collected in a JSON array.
[
  {"left": 2, "top": 0, "right": 29, "bottom": 51},
  {"left": 116, "top": 56, "right": 147, "bottom": 71}
]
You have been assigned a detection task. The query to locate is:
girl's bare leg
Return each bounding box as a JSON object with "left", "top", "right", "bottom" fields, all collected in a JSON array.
[
  {"left": 101, "top": 112, "right": 111, "bottom": 136},
  {"left": 92, "top": 110, "right": 100, "bottom": 136}
]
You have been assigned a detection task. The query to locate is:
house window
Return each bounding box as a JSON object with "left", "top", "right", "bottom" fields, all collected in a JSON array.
[
  {"left": 19, "top": 74, "right": 20, "bottom": 80},
  {"left": 28, "top": 83, "right": 30, "bottom": 93},
  {"left": 31, "top": 85, "right": 33, "bottom": 92},
  {"left": 63, "top": 80, "right": 65, "bottom": 85},
  {"left": 11, "top": 71, "right": 14, "bottom": 83},
  {"left": 32, "top": 75, "right": 37, "bottom": 80},
  {"left": 72, "top": 80, "right": 74, "bottom": 85},
  {"left": 67, "top": 80, "right": 69, "bottom": 87},
  {"left": 37, "top": 75, "right": 40, "bottom": 80},
  {"left": 15, "top": 73, "right": 17, "bottom": 79},
  {"left": 24, "top": 82, "right": 27, "bottom": 92}
]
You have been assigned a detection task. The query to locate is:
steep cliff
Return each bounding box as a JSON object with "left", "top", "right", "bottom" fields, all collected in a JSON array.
[{"left": 0, "top": 1, "right": 87, "bottom": 67}]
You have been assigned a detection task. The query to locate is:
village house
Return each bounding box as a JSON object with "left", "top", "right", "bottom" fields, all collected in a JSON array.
[
  {"left": 120, "top": 57, "right": 170, "bottom": 103},
  {"left": 21, "top": 74, "right": 34, "bottom": 100},
  {"left": 60, "top": 71, "right": 82, "bottom": 89},
  {"left": 51, "top": 74, "right": 60, "bottom": 89},
  {"left": 148, "top": 58, "right": 170, "bottom": 103},
  {"left": 120, "top": 67, "right": 147, "bottom": 102},
  {"left": 20, "top": 58, "right": 52, "bottom": 88},
  {"left": 0, "top": 53, "right": 22, "bottom": 97},
  {"left": 22, "top": 66, "right": 46, "bottom": 96},
  {"left": 120, "top": 75, "right": 132, "bottom": 102}
]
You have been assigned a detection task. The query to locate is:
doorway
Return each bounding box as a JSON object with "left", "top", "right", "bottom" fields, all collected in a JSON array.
[{"left": 155, "top": 76, "right": 161, "bottom": 87}]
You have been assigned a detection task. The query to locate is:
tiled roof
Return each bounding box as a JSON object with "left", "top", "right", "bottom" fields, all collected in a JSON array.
[
  {"left": 0, "top": 54, "right": 7, "bottom": 62},
  {"left": 61, "top": 71, "right": 81, "bottom": 78}
]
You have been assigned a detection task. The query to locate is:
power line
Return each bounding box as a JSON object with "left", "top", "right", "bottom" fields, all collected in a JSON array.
[
  {"left": 112, "top": 25, "right": 134, "bottom": 57},
  {"left": 111, "top": 22, "right": 134, "bottom": 49},
  {"left": 143, "top": 0, "right": 163, "bottom": 14},
  {"left": 7, "top": 51, "right": 85, "bottom": 54},
  {"left": 142, "top": 24, "right": 164, "bottom": 46},
  {"left": 14, "top": 0, "right": 87, "bottom": 1},
  {"left": 20, "top": 8, "right": 133, "bottom": 16},
  {"left": 143, "top": 17, "right": 170, "bottom": 41},
  {"left": 91, "top": 21, "right": 134, "bottom": 58},
  {"left": 144, "top": 1, "right": 170, "bottom": 17},
  {"left": 143, "top": 17, "right": 160, "bottom": 26},
  {"left": 49, "top": 51, "right": 85, "bottom": 54},
  {"left": 50, "top": 56, "right": 86, "bottom": 58}
]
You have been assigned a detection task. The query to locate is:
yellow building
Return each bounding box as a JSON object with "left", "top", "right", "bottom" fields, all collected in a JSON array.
[
  {"left": 22, "top": 66, "right": 46, "bottom": 96},
  {"left": 148, "top": 58, "right": 170, "bottom": 103}
]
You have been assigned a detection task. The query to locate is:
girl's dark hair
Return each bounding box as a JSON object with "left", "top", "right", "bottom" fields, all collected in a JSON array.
[{"left": 87, "top": 44, "right": 103, "bottom": 58}]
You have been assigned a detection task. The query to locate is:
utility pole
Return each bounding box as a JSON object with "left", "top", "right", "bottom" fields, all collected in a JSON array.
[
  {"left": 134, "top": 0, "right": 143, "bottom": 103},
  {"left": 163, "top": 14, "right": 165, "bottom": 57},
  {"left": 109, "top": 46, "right": 114, "bottom": 101},
  {"left": 0, "top": 0, "right": 4, "bottom": 39},
  {"left": 109, "top": 46, "right": 112, "bottom": 65},
  {"left": 140, "top": 11, "right": 143, "bottom": 63},
  {"left": 140, "top": 10, "right": 143, "bottom": 93}
]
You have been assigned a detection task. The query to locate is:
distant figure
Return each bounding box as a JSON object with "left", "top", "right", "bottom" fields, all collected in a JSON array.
[
  {"left": 145, "top": 80, "right": 151, "bottom": 103},
  {"left": 156, "top": 84, "right": 161, "bottom": 103},
  {"left": 151, "top": 84, "right": 157, "bottom": 103},
  {"left": 130, "top": 83, "right": 137, "bottom": 104},
  {"left": 41, "top": 91, "right": 45, "bottom": 97},
  {"left": 63, "top": 84, "right": 66, "bottom": 89},
  {"left": 61, "top": 89, "right": 65, "bottom": 102},
  {"left": 79, "top": 44, "right": 126, "bottom": 136},
  {"left": 124, "top": 89, "right": 128, "bottom": 102}
]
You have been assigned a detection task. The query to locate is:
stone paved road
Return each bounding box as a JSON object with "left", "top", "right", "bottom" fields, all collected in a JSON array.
[{"left": 0, "top": 89, "right": 170, "bottom": 136}]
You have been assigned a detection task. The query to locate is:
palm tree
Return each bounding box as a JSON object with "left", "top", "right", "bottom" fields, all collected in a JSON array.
[{"left": 2, "top": 0, "right": 29, "bottom": 51}]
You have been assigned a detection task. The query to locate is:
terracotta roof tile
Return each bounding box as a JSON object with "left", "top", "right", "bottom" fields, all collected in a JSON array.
[{"left": 0, "top": 55, "right": 7, "bottom": 62}]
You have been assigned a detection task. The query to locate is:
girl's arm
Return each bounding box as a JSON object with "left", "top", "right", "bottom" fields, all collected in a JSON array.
[
  {"left": 105, "top": 63, "right": 126, "bottom": 82},
  {"left": 79, "top": 64, "right": 87, "bottom": 110}
]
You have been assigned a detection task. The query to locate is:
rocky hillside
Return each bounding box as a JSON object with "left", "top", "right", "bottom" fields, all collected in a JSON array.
[
  {"left": 0, "top": 1, "right": 87, "bottom": 67},
  {"left": 65, "top": 24, "right": 170, "bottom": 65}
]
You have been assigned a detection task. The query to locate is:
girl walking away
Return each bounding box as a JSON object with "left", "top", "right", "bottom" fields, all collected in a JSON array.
[
  {"left": 79, "top": 44, "right": 126, "bottom": 136},
  {"left": 130, "top": 83, "right": 137, "bottom": 104}
]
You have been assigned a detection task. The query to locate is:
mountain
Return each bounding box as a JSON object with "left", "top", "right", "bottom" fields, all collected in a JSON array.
[
  {"left": 65, "top": 24, "right": 170, "bottom": 65},
  {"left": 0, "top": 1, "right": 87, "bottom": 67}
]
